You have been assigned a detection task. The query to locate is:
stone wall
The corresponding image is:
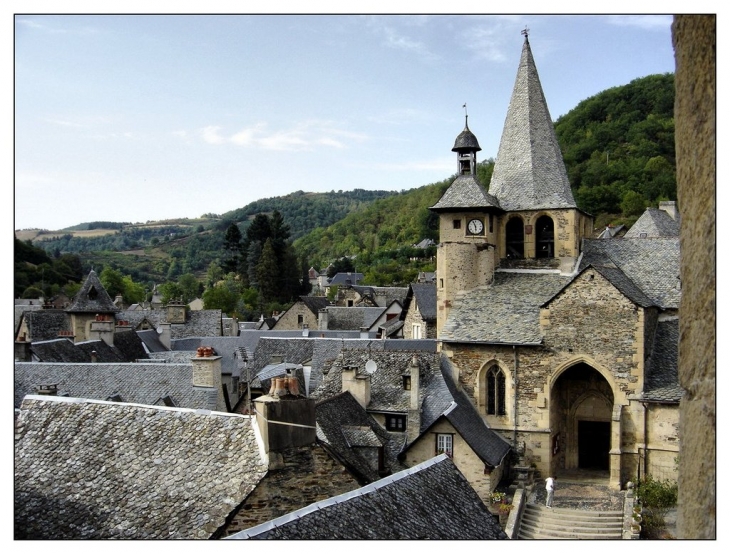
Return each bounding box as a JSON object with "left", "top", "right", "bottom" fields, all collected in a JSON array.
[
  {"left": 274, "top": 302, "right": 317, "bottom": 330},
  {"left": 402, "top": 418, "right": 499, "bottom": 504},
  {"left": 673, "top": 14, "right": 715, "bottom": 539},
  {"left": 645, "top": 403, "right": 680, "bottom": 481},
  {"left": 402, "top": 303, "right": 435, "bottom": 339}
]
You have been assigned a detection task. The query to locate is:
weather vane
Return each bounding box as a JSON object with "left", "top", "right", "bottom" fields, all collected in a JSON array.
[
  {"left": 521, "top": 26, "right": 529, "bottom": 40},
  {"left": 462, "top": 102, "right": 468, "bottom": 117}
]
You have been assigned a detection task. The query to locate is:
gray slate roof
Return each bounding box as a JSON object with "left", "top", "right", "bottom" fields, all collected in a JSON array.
[
  {"left": 351, "top": 285, "right": 408, "bottom": 307},
  {"left": 15, "top": 396, "right": 267, "bottom": 539},
  {"left": 228, "top": 455, "right": 507, "bottom": 540},
  {"left": 403, "top": 282, "right": 437, "bottom": 321},
  {"left": 115, "top": 308, "right": 223, "bottom": 338},
  {"left": 441, "top": 271, "right": 571, "bottom": 344},
  {"left": 488, "top": 37, "right": 577, "bottom": 211},
  {"left": 316, "top": 391, "right": 406, "bottom": 483},
  {"left": 18, "top": 310, "right": 70, "bottom": 341},
  {"left": 430, "top": 174, "right": 501, "bottom": 212},
  {"left": 413, "top": 356, "right": 511, "bottom": 467},
  {"left": 624, "top": 207, "right": 680, "bottom": 238},
  {"left": 644, "top": 318, "right": 682, "bottom": 403},
  {"left": 328, "top": 272, "right": 364, "bottom": 286},
  {"left": 580, "top": 238, "right": 681, "bottom": 309},
  {"left": 324, "top": 306, "right": 386, "bottom": 331},
  {"left": 14, "top": 362, "right": 218, "bottom": 410},
  {"left": 297, "top": 295, "right": 332, "bottom": 315},
  {"left": 66, "top": 270, "right": 119, "bottom": 313}
]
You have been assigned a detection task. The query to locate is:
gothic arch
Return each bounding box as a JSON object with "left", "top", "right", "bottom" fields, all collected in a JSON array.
[
  {"left": 549, "top": 355, "right": 618, "bottom": 399},
  {"left": 475, "top": 360, "right": 511, "bottom": 419}
]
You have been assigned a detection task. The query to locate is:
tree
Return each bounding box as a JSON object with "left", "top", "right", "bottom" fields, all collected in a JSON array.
[
  {"left": 621, "top": 190, "right": 648, "bottom": 217},
  {"left": 223, "top": 223, "right": 243, "bottom": 274},
  {"left": 100, "top": 267, "right": 125, "bottom": 299},
  {"left": 202, "top": 282, "right": 239, "bottom": 314},
  {"left": 121, "top": 275, "right": 146, "bottom": 305},
  {"left": 178, "top": 273, "right": 202, "bottom": 303},
  {"left": 327, "top": 257, "right": 356, "bottom": 278},
  {"left": 256, "top": 239, "right": 280, "bottom": 306}
]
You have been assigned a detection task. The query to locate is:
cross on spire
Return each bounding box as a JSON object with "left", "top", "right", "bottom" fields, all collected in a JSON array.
[{"left": 521, "top": 26, "right": 529, "bottom": 41}]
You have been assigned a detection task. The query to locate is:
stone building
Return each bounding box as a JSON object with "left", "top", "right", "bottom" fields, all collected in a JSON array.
[{"left": 431, "top": 33, "right": 681, "bottom": 489}]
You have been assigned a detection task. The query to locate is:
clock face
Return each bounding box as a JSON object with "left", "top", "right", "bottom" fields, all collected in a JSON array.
[{"left": 467, "top": 218, "right": 485, "bottom": 235}]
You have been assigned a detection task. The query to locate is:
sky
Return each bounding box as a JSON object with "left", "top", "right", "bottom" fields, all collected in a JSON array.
[{"left": 12, "top": 11, "right": 679, "bottom": 231}]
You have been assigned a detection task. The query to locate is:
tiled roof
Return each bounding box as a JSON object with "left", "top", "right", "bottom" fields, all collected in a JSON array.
[
  {"left": 66, "top": 270, "right": 119, "bottom": 313},
  {"left": 15, "top": 303, "right": 43, "bottom": 332},
  {"left": 29, "top": 338, "right": 89, "bottom": 363},
  {"left": 417, "top": 356, "right": 511, "bottom": 467},
  {"left": 14, "top": 362, "right": 219, "bottom": 410},
  {"left": 624, "top": 208, "right": 680, "bottom": 238},
  {"left": 109, "top": 330, "right": 150, "bottom": 360},
  {"left": 228, "top": 455, "right": 507, "bottom": 540},
  {"left": 324, "top": 307, "right": 386, "bottom": 331},
  {"left": 644, "top": 318, "right": 682, "bottom": 403},
  {"left": 115, "top": 308, "right": 222, "bottom": 337},
  {"left": 580, "top": 238, "right": 681, "bottom": 309},
  {"left": 488, "top": 38, "right": 577, "bottom": 211},
  {"left": 403, "top": 283, "right": 437, "bottom": 321},
  {"left": 136, "top": 329, "right": 168, "bottom": 352},
  {"left": 313, "top": 350, "right": 441, "bottom": 414},
  {"left": 298, "top": 295, "right": 332, "bottom": 315},
  {"left": 20, "top": 310, "right": 70, "bottom": 341},
  {"left": 351, "top": 285, "right": 409, "bottom": 307},
  {"left": 316, "top": 392, "right": 406, "bottom": 483},
  {"left": 441, "top": 271, "right": 571, "bottom": 344},
  {"left": 430, "top": 174, "right": 501, "bottom": 212},
  {"left": 383, "top": 339, "right": 438, "bottom": 352},
  {"left": 15, "top": 396, "right": 267, "bottom": 539},
  {"left": 328, "top": 273, "right": 364, "bottom": 286}
]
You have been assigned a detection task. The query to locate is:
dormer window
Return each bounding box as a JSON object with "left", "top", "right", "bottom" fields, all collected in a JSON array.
[
  {"left": 88, "top": 286, "right": 98, "bottom": 300},
  {"left": 403, "top": 375, "right": 411, "bottom": 390}
]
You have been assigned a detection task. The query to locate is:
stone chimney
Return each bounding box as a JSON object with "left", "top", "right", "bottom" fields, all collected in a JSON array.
[
  {"left": 159, "top": 322, "right": 171, "bottom": 350},
  {"left": 359, "top": 327, "right": 369, "bottom": 339},
  {"left": 15, "top": 337, "right": 31, "bottom": 362},
  {"left": 113, "top": 294, "right": 124, "bottom": 308},
  {"left": 166, "top": 298, "right": 186, "bottom": 324},
  {"left": 302, "top": 324, "right": 310, "bottom": 337},
  {"left": 89, "top": 314, "right": 114, "bottom": 346},
  {"left": 90, "top": 350, "right": 98, "bottom": 363},
  {"left": 407, "top": 356, "right": 421, "bottom": 444},
  {"left": 36, "top": 383, "right": 58, "bottom": 396},
  {"left": 254, "top": 367, "right": 316, "bottom": 466},
  {"left": 342, "top": 365, "right": 371, "bottom": 409},
  {"left": 659, "top": 200, "right": 678, "bottom": 220},
  {"left": 191, "top": 347, "right": 225, "bottom": 411},
  {"left": 318, "top": 308, "right": 329, "bottom": 331}
]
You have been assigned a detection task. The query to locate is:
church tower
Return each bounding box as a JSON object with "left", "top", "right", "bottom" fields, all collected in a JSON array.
[
  {"left": 430, "top": 116, "right": 502, "bottom": 335},
  {"left": 489, "top": 32, "right": 592, "bottom": 269}
]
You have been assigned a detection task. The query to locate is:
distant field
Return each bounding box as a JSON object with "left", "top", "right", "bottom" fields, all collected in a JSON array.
[{"left": 15, "top": 228, "right": 119, "bottom": 242}]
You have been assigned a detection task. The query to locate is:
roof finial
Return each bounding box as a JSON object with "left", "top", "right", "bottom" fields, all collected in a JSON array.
[
  {"left": 463, "top": 102, "right": 469, "bottom": 128},
  {"left": 521, "top": 26, "right": 529, "bottom": 42}
]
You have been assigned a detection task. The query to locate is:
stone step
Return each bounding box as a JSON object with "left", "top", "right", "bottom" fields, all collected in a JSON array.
[
  {"left": 518, "top": 504, "right": 625, "bottom": 540},
  {"left": 518, "top": 525, "right": 622, "bottom": 540},
  {"left": 519, "top": 516, "right": 623, "bottom": 533},
  {"left": 524, "top": 505, "right": 623, "bottom": 519}
]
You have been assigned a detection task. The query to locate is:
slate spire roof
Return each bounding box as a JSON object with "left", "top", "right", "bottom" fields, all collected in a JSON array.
[
  {"left": 452, "top": 116, "right": 482, "bottom": 152},
  {"left": 488, "top": 36, "right": 577, "bottom": 212},
  {"left": 66, "top": 270, "right": 119, "bottom": 313}
]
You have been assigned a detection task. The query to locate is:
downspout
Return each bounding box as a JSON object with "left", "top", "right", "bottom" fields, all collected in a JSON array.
[
  {"left": 639, "top": 401, "right": 649, "bottom": 484},
  {"left": 513, "top": 345, "right": 519, "bottom": 449}
]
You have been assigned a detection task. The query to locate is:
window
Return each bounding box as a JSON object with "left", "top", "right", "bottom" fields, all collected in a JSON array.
[
  {"left": 489, "top": 213, "right": 494, "bottom": 233},
  {"left": 385, "top": 414, "right": 406, "bottom": 432},
  {"left": 412, "top": 324, "right": 422, "bottom": 339},
  {"left": 297, "top": 314, "right": 304, "bottom": 325},
  {"left": 536, "top": 215, "right": 555, "bottom": 258},
  {"left": 506, "top": 217, "right": 524, "bottom": 259},
  {"left": 453, "top": 219, "right": 461, "bottom": 229},
  {"left": 486, "top": 366, "right": 507, "bottom": 416},
  {"left": 436, "top": 434, "right": 453, "bottom": 457},
  {"left": 403, "top": 376, "right": 411, "bottom": 390}
]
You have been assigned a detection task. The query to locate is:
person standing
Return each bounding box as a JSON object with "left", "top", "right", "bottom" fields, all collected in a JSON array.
[{"left": 545, "top": 476, "right": 555, "bottom": 507}]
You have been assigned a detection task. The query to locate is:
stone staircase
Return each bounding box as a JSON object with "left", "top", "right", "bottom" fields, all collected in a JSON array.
[{"left": 517, "top": 504, "right": 624, "bottom": 539}]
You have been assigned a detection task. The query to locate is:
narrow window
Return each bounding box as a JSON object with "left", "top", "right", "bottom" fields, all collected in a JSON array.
[
  {"left": 412, "top": 324, "right": 422, "bottom": 339},
  {"left": 489, "top": 213, "right": 494, "bottom": 233},
  {"left": 453, "top": 219, "right": 461, "bottom": 230},
  {"left": 506, "top": 217, "right": 524, "bottom": 259},
  {"left": 436, "top": 434, "right": 453, "bottom": 457},
  {"left": 487, "top": 366, "right": 506, "bottom": 416},
  {"left": 536, "top": 215, "right": 555, "bottom": 258},
  {"left": 297, "top": 314, "right": 304, "bottom": 325}
]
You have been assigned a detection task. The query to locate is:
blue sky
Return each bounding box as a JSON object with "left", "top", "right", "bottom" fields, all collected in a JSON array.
[{"left": 13, "top": 12, "right": 678, "bottom": 231}]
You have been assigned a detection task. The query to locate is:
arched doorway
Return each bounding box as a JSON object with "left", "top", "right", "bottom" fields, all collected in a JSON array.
[
  {"left": 535, "top": 215, "right": 554, "bottom": 258},
  {"left": 506, "top": 217, "right": 524, "bottom": 259},
  {"left": 550, "top": 363, "right": 614, "bottom": 474}
]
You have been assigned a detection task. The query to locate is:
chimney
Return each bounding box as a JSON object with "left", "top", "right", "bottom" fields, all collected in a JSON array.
[
  {"left": 191, "top": 347, "right": 225, "bottom": 411},
  {"left": 302, "top": 324, "right": 310, "bottom": 337},
  {"left": 360, "top": 327, "right": 369, "bottom": 339},
  {"left": 407, "top": 356, "right": 421, "bottom": 444},
  {"left": 15, "top": 339, "right": 31, "bottom": 362},
  {"left": 159, "top": 323, "right": 171, "bottom": 350},
  {"left": 341, "top": 365, "right": 371, "bottom": 409},
  {"left": 318, "top": 308, "right": 329, "bottom": 331},
  {"left": 254, "top": 367, "right": 316, "bottom": 463},
  {"left": 37, "top": 383, "right": 58, "bottom": 396},
  {"left": 659, "top": 200, "right": 678, "bottom": 220},
  {"left": 90, "top": 350, "right": 98, "bottom": 363},
  {"left": 114, "top": 293, "right": 124, "bottom": 308},
  {"left": 89, "top": 314, "right": 115, "bottom": 346}
]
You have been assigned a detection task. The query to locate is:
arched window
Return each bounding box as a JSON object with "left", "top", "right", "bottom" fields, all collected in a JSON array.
[
  {"left": 487, "top": 366, "right": 507, "bottom": 416},
  {"left": 536, "top": 215, "right": 555, "bottom": 258},
  {"left": 506, "top": 217, "right": 524, "bottom": 259}
]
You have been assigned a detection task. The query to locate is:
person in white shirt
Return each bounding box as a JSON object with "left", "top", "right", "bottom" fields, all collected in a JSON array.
[{"left": 545, "top": 476, "right": 555, "bottom": 507}]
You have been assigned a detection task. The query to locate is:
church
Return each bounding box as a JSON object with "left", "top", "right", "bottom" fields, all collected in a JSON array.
[{"left": 431, "top": 33, "right": 680, "bottom": 489}]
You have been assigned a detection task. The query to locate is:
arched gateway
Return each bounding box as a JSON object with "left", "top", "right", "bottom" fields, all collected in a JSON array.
[{"left": 550, "top": 362, "right": 617, "bottom": 481}]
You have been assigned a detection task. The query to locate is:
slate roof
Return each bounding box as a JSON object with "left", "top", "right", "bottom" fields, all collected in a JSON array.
[
  {"left": 115, "top": 308, "right": 223, "bottom": 338},
  {"left": 297, "top": 295, "right": 332, "bottom": 315},
  {"left": 29, "top": 338, "right": 89, "bottom": 363},
  {"left": 313, "top": 350, "right": 441, "bottom": 414},
  {"left": 324, "top": 306, "right": 386, "bottom": 331},
  {"left": 440, "top": 271, "right": 571, "bottom": 344},
  {"left": 488, "top": 37, "right": 577, "bottom": 211},
  {"left": 452, "top": 118, "right": 482, "bottom": 152},
  {"left": 30, "top": 334, "right": 150, "bottom": 364},
  {"left": 18, "top": 310, "right": 70, "bottom": 341},
  {"left": 402, "top": 283, "right": 437, "bottom": 322},
  {"left": 412, "top": 356, "right": 511, "bottom": 468},
  {"left": 14, "top": 396, "right": 267, "bottom": 539},
  {"left": 66, "top": 270, "right": 119, "bottom": 313},
  {"left": 15, "top": 303, "right": 43, "bottom": 333},
  {"left": 430, "top": 174, "right": 502, "bottom": 212},
  {"left": 328, "top": 272, "right": 364, "bottom": 287},
  {"left": 228, "top": 455, "right": 507, "bottom": 540},
  {"left": 14, "top": 362, "right": 219, "bottom": 410},
  {"left": 624, "top": 207, "right": 680, "bottom": 238},
  {"left": 643, "top": 318, "right": 682, "bottom": 403},
  {"left": 351, "top": 285, "right": 409, "bottom": 307},
  {"left": 580, "top": 238, "right": 681, "bottom": 309},
  {"left": 109, "top": 329, "right": 150, "bottom": 360},
  {"left": 136, "top": 329, "right": 168, "bottom": 352},
  {"left": 316, "top": 392, "right": 406, "bottom": 483}
]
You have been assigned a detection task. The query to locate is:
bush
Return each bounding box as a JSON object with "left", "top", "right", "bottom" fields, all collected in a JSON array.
[{"left": 636, "top": 475, "right": 678, "bottom": 537}]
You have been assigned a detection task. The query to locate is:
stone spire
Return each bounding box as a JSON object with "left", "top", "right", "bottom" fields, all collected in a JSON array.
[
  {"left": 66, "top": 269, "right": 119, "bottom": 313},
  {"left": 488, "top": 35, "right": 577, "bottom": 211}
]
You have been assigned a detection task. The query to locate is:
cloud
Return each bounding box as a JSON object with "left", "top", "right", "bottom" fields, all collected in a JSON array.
[
  {"left": 15, "top": 17, "right": 100, "bottom": 35},
  {"left": 605, "top": 15, "right": 673, "bottom": 31},
  {"left": 204, "top": 120, "right": 367, "bottom": 152},
  {"left": 365, "top": 17, "right": 440, "bottom": 63}
]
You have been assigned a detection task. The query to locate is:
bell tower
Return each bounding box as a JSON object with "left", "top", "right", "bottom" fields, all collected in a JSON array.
[{"left": 430, "top": 116, "right": 503, "bottom": 336}]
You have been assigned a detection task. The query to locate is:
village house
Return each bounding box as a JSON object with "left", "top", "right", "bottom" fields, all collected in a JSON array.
[
  {"left": 400, "top": 282, "right": 437, "bottom": 339},
  {"left": 430, "top": 34, "right": 681, "bottom": 488}
]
